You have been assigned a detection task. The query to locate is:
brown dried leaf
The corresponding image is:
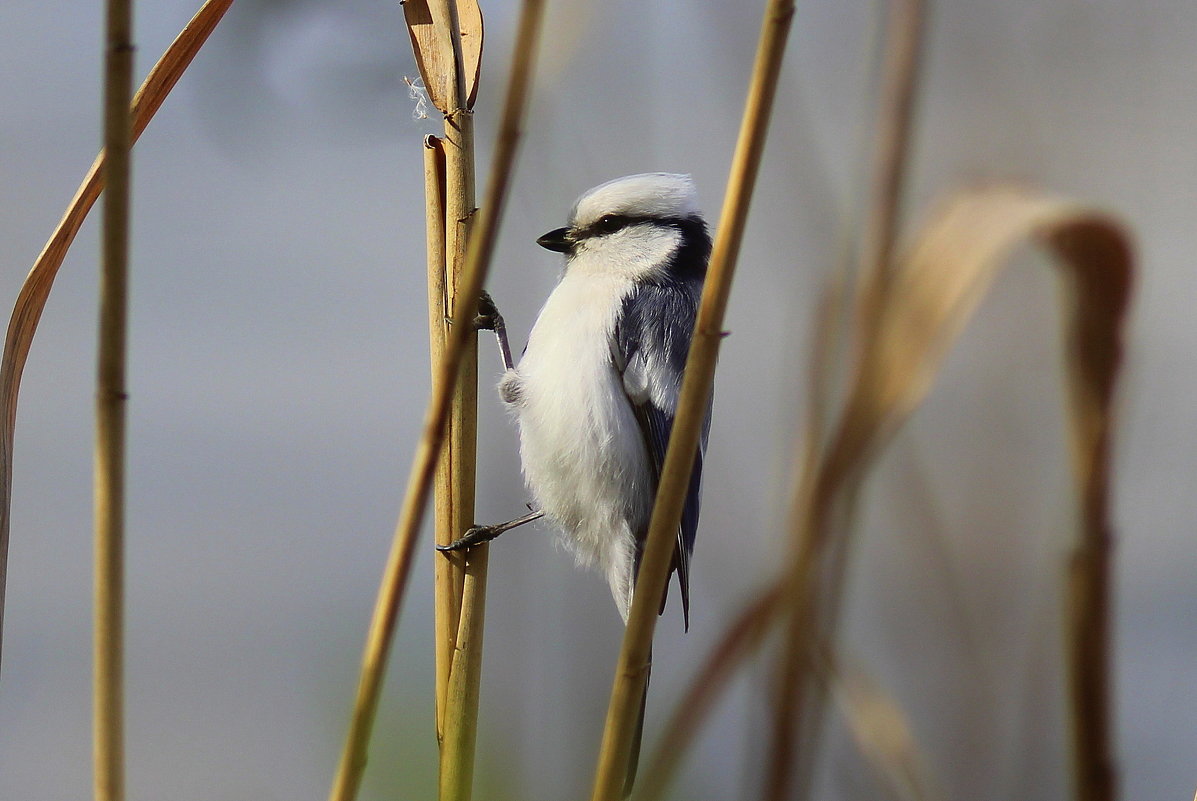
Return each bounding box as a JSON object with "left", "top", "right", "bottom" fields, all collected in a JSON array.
[
  {"left": 403, "top": 0, "right": 484, "bottom": 113},
  {"left": 840, "top": 185, "right": 1131, "bottom": 474},
  {"left": 788, "top": 183, "right": 1132, "bottom": 801},
  {"left": 639, "top": 184, "right": 1133, "bottom": 801}
]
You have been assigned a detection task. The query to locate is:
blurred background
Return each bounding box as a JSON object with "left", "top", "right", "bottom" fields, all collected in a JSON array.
[{"left": 1, "top": 1, "right": 1194, "bottom": 799}]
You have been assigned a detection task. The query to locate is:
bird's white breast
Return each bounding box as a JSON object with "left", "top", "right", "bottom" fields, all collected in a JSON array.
[{"left": 506, "top": 268, "right": 652, "bottom": 615}]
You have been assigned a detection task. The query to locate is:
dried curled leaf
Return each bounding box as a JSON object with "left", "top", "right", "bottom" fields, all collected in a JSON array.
[
  {"left": 790, "top": 184, "right": 1132, "bottom": 801},
  {"left": 403, "top": 0, "right": 484, "bottom": 113},
  {"left": 0, "top": 0, "right": 234, "bottom": 674},
  {"left": 841, "top": 186, "right": 1131, "bottom": 473},
  {"left": 639, "top": 184, "right": 1133, "bottom": 801}
]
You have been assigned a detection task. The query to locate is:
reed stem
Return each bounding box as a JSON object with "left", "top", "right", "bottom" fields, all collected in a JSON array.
[
  {"left": 437, "top": 0, "right": 546, "bottom": 796},
  {"left": 328, "top": 2, "right": 545, "bottom": 798},
  {"left": 0, "top": 0, "right": 233, "bottom": 677},
  {"left": 422, "top": 0, "right": 483, "bottom": 797},
  {"left": 95, "top": 0, "right": 134, "bottom": 798},
  {"left": 1056, "top": 227, "right": 1127, "bottom": 801},
  {"left": 588, "top": 1, "right": 795, "bottom": 798},
  {"left": 424, "top": 134, "right": 455, "bottom": 740},
  {"left": 427, "top": 0, "right": 478, "bottom": 747}
]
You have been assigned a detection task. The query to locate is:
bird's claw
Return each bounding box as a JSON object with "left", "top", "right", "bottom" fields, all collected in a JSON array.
[
  {"left": 443, "top": 290, "right": 503, "bottom": 332},
  {"left": 472, "top": 289, "right": 503, "bottom": 332},
  {"left": 436, "top": 523, "right": 502, "bottom": 552}
]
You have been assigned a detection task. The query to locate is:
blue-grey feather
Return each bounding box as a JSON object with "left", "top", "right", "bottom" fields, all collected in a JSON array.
[{"left": 612, "top": 219, "right": 711, "bottom": 629}]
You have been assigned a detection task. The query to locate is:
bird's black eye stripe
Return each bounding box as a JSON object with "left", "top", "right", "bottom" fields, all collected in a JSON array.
[
  {"left": 578, "top": 215, "right": 696, "bottom": 239},
  {"left": 589, "top": 214, "right": 637, "bottom": 236}
]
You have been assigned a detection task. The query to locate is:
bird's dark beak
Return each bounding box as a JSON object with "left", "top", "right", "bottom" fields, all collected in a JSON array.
[{"left": 536, "top": 227, "right": 572, "bottom": 253}]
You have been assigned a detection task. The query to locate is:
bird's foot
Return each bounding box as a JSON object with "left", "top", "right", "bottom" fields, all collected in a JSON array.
[
  {"left": 436, "top": 523, "right": 506, "bottom": 552},
  {"left": 436, "top": 508, "right": 544, "bottom": 552},
  {"left": 440, "top": 290, "right": 501, "bottom": 329},
  {"left": 472, "top": 289, "right": 504, "bottom": 331}
]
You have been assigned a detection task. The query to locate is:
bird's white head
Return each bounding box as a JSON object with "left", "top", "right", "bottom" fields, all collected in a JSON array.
[
  {"left": 536, "top": 173, "right": 708, "bottom": 282},
  {"left": 570, "top": 173, "right": 701, "bottom": 227}
]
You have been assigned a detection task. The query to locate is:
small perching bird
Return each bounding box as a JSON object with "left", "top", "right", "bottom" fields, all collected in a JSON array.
[{"left": 441, "top": 173, "right": 713, "bottom": 627}]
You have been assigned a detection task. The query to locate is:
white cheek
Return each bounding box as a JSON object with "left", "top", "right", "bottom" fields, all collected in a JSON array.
[{"left": 571, "top": 227, "right": 681, "bottom": 281}]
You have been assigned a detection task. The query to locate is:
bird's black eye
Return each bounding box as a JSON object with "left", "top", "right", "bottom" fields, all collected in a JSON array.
[{"left": 593, "top": 215, "right": 627, "bottom": 235}]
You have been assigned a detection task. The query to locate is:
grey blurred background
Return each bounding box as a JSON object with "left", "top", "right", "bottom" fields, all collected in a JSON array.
[{"left": 1, "top": 1, "right": 1194, "bottom": 799}]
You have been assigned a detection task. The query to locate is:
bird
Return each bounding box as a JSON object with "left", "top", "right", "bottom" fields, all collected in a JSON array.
[
  {"left": 439, "top": 173, "right": 712, "bottom": 796},
  {"left": 442, "top": 172, "right": 713, "bottom": 628}
]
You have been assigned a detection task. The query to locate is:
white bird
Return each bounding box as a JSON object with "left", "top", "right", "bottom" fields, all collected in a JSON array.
[{"left": 442, "top": 172, "right": 713, "bottom": 628}]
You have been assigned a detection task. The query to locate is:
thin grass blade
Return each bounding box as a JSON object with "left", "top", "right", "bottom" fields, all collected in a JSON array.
[{"left": 816, "top": 648, "right": 939, "bottom": 801}]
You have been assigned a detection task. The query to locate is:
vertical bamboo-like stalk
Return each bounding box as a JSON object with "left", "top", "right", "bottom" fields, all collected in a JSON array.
[
  {"left": 423, "top": 134, "right": 455, "bottom": 739},
  {"left": 588, "top": 1, "right": 796, "bottom": 799},
  {"left": 1057, "top": 228, "right": 1125, "bottom": 801},
  {"left": 437, "top": 547, "right": 488, "bottom": 800},
  {"left": 426, "top": 0, "right": 478, "bottom": 735},
  {"left": 1065, "top": 410, "right": 1116, "bottom": 801},
  {"left": 436, "top": 1, "right": 546, "bottom": 796},
  {"left": 96, "top": 0, "right": 134, "bottom": 799},
  {"left": 328, "top": 2, "right": 542, "bottom": 799},
  {"left": 0, "top": 0, "right": 233, "bottom": 676},
  {"left": 421, "top": 1, "right": 485, "bottom": 798}
]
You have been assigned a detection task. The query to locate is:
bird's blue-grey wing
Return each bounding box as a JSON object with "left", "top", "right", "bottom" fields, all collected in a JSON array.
[{"left": 614, "top": 279, "right": 709, "bottom": 629}]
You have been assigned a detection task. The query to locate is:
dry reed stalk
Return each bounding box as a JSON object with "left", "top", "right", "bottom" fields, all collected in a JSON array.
[
  {"left": 1054, "top": 219, "right": 1128, "bottom": 801},
  {"left": 0, "top": 0, "right": 233, "bottom": 675},
  {"left": 588, "top": 1, "right": 796, "bottom": 799},
  {"left": 431, "top": 1, "right": 479, "bottom": 740},
  {"left": 403, "top": 0, "right": 483, "bottom": 756},
  {"left": 423, "top": 134, "right": 453, "bottom": 735},
  {"left": 632, "top": 584, "right": 785, "bottom": 800},
  {"left": 768, "top": 1, "right": 927, "bottom": 797},
  {"left": 409, "top": 0, "right": 489, "bottom": 797},
  {"left": 437, "top": 1, "right": 545, "bottom": 794},
  {"left": 95, "top": 0, "right": 134, "bottom": 798},
  {"left": 328, "top": 2, "right": 544, "bottom": 799}
]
